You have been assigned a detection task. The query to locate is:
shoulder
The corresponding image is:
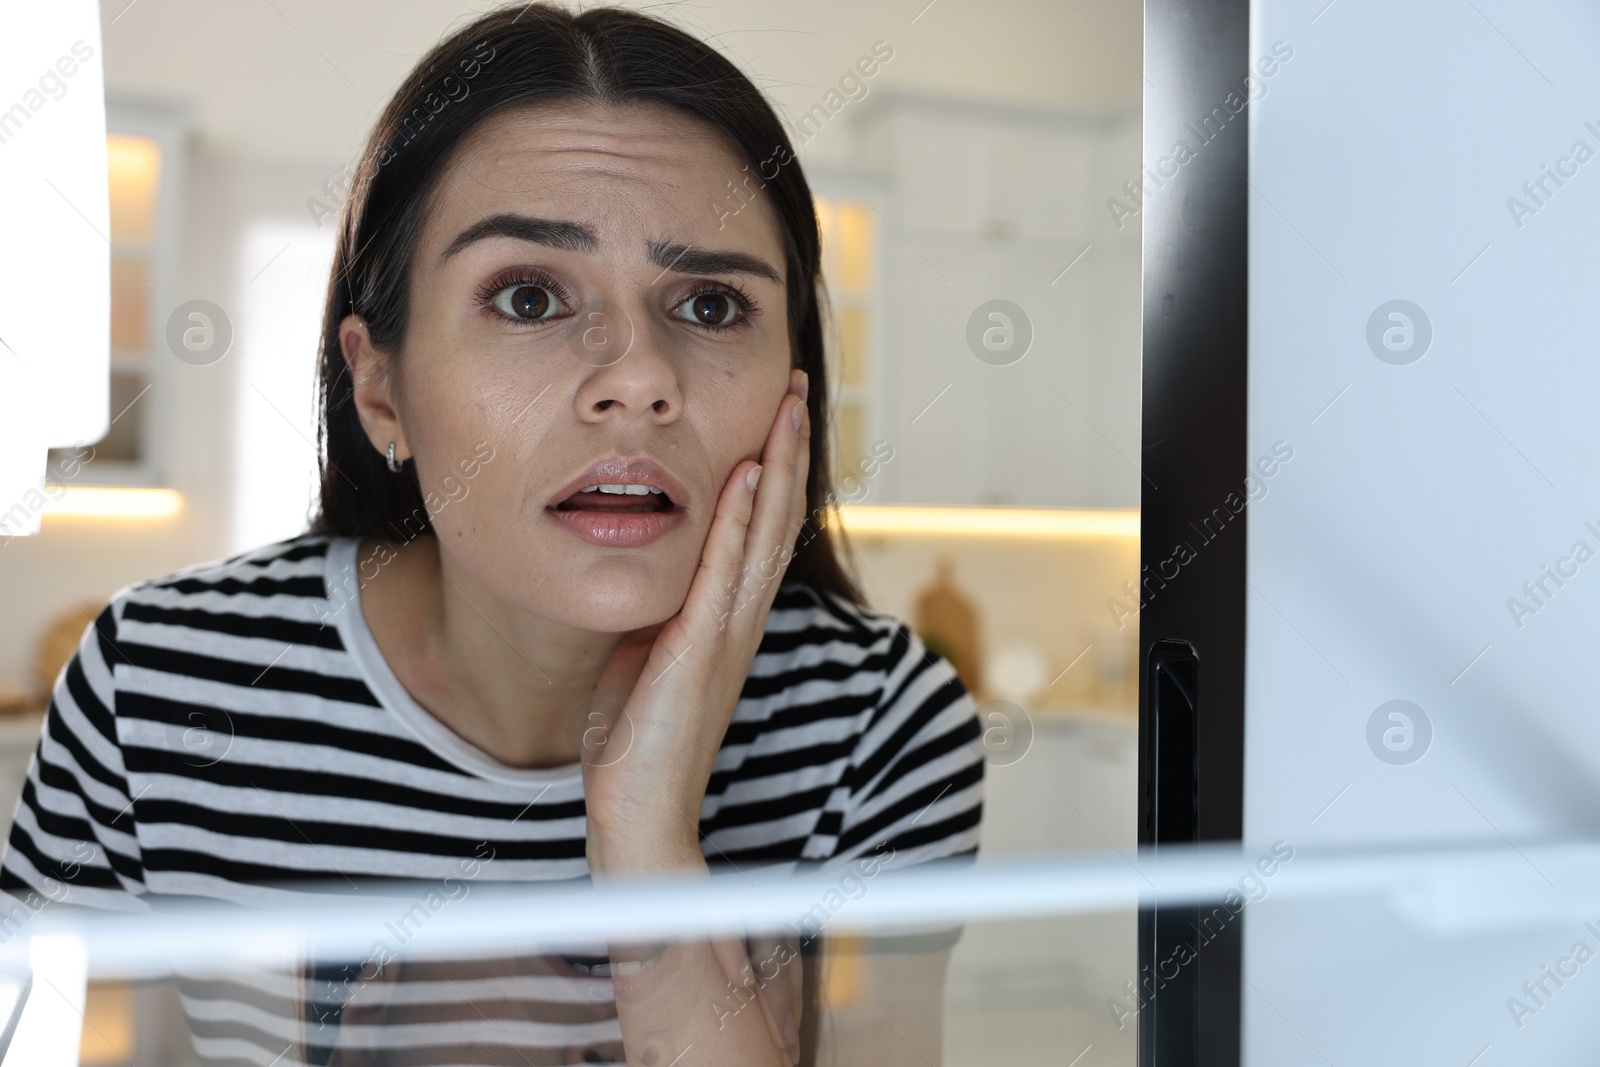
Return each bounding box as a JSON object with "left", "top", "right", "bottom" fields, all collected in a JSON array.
[
  {"left": 752, "top": 580, "right": 931, "bottom": 689},
  {"left": 763, "top": 580, "right": 902, "bottom": 644},
  {"left": 136, "top": 532, "right": 341, "bottom": 595},
  {"left": 95, "top": 532, "right": 353, "bottom": 663},
  {"left": 113, "top": 532, "right": 343, "bottom": 617},
  {"left": 756, "top": 587, "right": 984, "bottom": 868},
  {"left": 752, "top": 579, "right": 972, "bottom": 722}
]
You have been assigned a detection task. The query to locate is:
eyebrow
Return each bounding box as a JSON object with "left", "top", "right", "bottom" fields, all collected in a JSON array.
[
  {"left": 439, "top": 214, "right": 783, "bottom": 285},
  {"left": 648, "top": 240, "right": 782, "bottom": 285},
  {"left": 440, "top": 214, "right": 599, "bottom": 261}
]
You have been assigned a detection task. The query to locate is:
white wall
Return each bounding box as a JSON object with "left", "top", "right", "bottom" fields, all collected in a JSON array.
[
  {"left": 232, "top": 221, "right": 336, "bottom": 552},
  {"left": 92, "top": 0, "right": 1140, "bottom": 165}
]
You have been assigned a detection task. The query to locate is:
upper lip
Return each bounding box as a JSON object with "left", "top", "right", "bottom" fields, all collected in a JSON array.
[{"left": 546, "top": 456, "right": 691, "bottom": 509}]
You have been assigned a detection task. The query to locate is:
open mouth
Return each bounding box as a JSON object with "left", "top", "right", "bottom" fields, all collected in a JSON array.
[
  {"left": 553, "top": 484, "right": 678, "bottom": 514},
  {"left": 545, "top": 460, "right": 689, "bottom": 548}
]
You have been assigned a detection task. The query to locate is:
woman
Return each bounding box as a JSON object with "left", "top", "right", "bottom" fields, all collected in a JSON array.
[{"left": 1, "top": 4, "right": 984, "bottom": 1064}]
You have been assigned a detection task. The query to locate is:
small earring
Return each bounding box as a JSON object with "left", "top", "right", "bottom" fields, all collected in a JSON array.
[{"left": 386, "top": 442, "right": 401, "bottom": 473}]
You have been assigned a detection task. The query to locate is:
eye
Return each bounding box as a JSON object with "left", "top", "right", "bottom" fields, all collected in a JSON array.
[
  {"left": 671, "top": 288, "right": 746, "bottom": 328},
  {"left": 491, "top": 283, "right": 560, "bottom": 321},
  {"left": 474, "top": 267, "right": 572, "bottom": 325}
]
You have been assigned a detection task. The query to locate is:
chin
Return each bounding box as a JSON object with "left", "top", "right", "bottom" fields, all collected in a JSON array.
[{"left": 548, "top": 573, "right": 688, "bottom": 633}]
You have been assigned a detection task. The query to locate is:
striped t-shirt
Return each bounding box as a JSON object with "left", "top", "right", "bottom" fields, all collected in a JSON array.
[{"left": 1, "top": 533, "right": 984, "bottom": 1065}]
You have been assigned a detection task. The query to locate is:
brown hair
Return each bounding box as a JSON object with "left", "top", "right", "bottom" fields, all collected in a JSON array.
[{"left": 308, "top": 1, "right": 863, "bottom": 611}]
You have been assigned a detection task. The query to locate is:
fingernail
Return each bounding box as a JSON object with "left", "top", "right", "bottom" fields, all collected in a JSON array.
[
  {"left": 798, "top": 371, "right": 810, "bottom": 403},
  {"left": 746, "top": 465, "right": 763, "bottom": 491},
  {"left": 791, "top": 401, "right": 804, "bottom": 431},
  {"left": 777, "top": 1003, "right": 798, "bottom": 1063}
]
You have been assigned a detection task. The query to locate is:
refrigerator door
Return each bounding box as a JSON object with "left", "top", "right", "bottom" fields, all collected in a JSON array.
[{"left": 1247, "top": 0, "right": 1600, "bottom": 1062}]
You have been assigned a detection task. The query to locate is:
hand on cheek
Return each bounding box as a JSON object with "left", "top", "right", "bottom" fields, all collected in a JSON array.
[{"left": 582, "top": 367, "right": 811, "bottom": 876}]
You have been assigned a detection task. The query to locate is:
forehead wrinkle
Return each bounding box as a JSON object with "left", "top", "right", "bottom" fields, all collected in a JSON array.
[
  {"left": 492, "top": 114, "right": 724, "bottom": 153},
  {"left": 459, "top": 99, "right": 740, "bottom": 172},
  {"left": 480, "top": 146, "right": 708, "bottom": 189},
  {"left": 430, "top": 118, "right": 781, "bottom": 273}
]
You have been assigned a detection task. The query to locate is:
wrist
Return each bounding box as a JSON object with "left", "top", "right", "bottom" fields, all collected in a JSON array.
[{"left": 587, "top": 825, "right": 707, "bottom": 880}]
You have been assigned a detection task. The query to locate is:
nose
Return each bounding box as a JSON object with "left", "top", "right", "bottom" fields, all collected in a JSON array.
[{"left": 570, "top": 312, "right": 684, "bottom": 425}]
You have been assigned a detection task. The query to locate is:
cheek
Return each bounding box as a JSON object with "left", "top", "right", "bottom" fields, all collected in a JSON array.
[
  {"left": 700, "top": 362, "right": 791, "bottom": 474},
  {"left": 421, "top": 406, "right": 546, "bottom": 536},
  {"left": 402, "top": 372, "right": 544, "bottom": 530}
]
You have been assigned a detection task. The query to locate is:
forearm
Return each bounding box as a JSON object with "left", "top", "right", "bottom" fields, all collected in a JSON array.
[
  {"left": 607, "top": 931, "right": 788, "bottom": 1067},
  {"left": 590, "top": 838, "right": 790, "bottom": 1067}
]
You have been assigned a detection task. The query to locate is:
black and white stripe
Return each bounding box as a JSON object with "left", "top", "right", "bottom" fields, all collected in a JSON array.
[{"left": 1, "top": 533, "right": 982, "bottom": 1065}]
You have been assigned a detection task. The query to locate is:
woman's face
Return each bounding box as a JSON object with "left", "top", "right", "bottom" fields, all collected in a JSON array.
[{"left": 351, "top": 101, "right": 795, "bottom": 632}]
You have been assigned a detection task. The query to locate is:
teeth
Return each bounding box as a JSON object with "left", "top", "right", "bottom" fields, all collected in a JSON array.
[{"left": 579, "top": 484, "right": 661, "bottom": 496}]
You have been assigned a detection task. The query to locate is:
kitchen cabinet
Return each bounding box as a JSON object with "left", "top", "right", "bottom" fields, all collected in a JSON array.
[{"left": 816, "top": 93, "right": 1142, "bottom": 508}]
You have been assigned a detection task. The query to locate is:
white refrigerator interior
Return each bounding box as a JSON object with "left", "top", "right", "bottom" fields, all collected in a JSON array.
[{"left": 1246, "top": 0, "right": 1600, "bottom": 1062}]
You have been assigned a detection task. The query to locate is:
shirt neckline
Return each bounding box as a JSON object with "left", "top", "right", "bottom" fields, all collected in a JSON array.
[{"left": 324, "top": 535, "right": 584, "bottom": 788}]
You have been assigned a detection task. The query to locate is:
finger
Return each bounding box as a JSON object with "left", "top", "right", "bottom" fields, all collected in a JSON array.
[
  {"left": 674, "top": 455, "right": 762, "bottom": 645},
  {"left": 730, "top": 379, "right": 811, "bottom": 633},
  {"left": 709, "top": 934, "right": 750, "bottom": 992},
  {"left": 708, "top": 935, "right": 793, "bottom": 1058},
  {"left": 745, "top": 927, "right": 800, "bottom": 1062},
  {"left": 779, "top": 374, "right": 812, "bottom": 539},
  {"left": 746, "top": 373, "right": 806, "bottom": 548},
  {"left": 590, "top": 623, "right": 663, "bottom": 710},
  {"left": 784, "top": 936, "right": 803, "bottom": 1060},
  {"left": 746, "top": 932, "right": 801, "bottom": 1063}
]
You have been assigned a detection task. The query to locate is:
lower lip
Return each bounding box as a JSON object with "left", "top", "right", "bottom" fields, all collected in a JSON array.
[{"left": 547, "top": 505, "right": 687, "bottom": 548}]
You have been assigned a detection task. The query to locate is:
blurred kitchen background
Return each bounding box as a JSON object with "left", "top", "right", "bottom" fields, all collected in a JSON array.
[{"left": 2, "top": 1, "right": 1143, "bottom": 1062}]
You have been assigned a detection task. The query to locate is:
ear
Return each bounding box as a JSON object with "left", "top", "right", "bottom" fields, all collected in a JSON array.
[{"left": 338, "top": 313, "right": 410, "bottom": 464}]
